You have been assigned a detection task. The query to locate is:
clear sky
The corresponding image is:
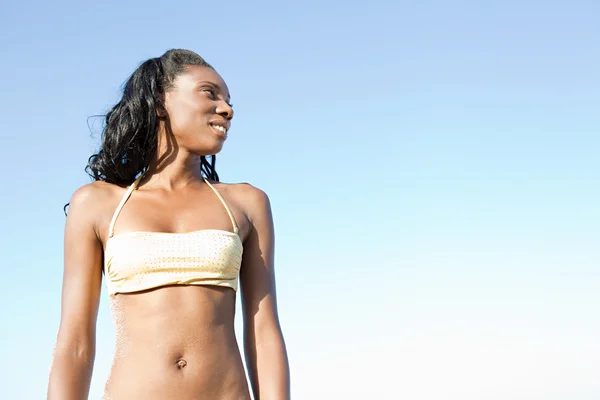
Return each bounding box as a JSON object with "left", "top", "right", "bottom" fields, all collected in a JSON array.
[{"left": 0, "top": 0, "right": 598, "bottom": 399}]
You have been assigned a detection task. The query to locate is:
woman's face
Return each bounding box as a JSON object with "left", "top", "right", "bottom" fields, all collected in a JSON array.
[{"left": 163, "top": 65, "right": 233, "bottom": 156}]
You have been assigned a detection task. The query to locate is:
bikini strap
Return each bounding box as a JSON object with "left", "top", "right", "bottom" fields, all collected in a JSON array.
[
  {"left": 107, "top": 174, "right": 145, "bottom": 238},
  {"left": 203, "top": 178, "right": 239, "bottom": 234}
]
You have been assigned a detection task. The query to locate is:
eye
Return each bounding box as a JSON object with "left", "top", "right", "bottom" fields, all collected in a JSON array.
[
  {"left": 202, "top": 87, "right": 233, "bottom": 108},
  {"left": 202, "top": 88, "right": 217, "bottom": 99}
]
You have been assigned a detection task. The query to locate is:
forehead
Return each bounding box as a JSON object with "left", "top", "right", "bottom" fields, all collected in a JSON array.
[{"left": 176, "top": 66, "right": 230, "bottom": 97}]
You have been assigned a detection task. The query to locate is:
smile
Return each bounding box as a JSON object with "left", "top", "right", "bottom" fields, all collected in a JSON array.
[{"left": 210, "top": 123, "right": 228, "bottom": 138}]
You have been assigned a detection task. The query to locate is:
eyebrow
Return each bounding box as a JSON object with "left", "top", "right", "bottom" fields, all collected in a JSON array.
[{"left": 198, "top": 81, "right": 231, "bottom": 103}]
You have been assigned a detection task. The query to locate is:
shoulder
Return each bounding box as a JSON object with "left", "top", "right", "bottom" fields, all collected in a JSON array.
[
  {"left": 235, "top": 182, "right": 269, "bottom": 200},
  {"left": 215, "top": 182, "right": 271, "bottom": 220},
  {"left": 68, "top": 180, "right": 120, "bottom": 210},
  {"left": 222, "top": 182, "right": 269, "bottom": 203},
  {"left": 66, "top": 181, "right": 126, "bottom": 233}
]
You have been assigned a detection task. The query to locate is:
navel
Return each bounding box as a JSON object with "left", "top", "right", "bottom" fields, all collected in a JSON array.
[{"left": 175, "top": 358, "right": 188, "bottom": 369}]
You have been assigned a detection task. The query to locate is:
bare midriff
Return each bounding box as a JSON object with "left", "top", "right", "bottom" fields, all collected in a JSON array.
[{"left": 102, "top": 285, "right": 250, "bottom": 400}]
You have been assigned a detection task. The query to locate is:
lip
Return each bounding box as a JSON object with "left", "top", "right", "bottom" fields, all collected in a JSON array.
[{"left": 210, "top": 124, "right": 228, "bottom": 139}]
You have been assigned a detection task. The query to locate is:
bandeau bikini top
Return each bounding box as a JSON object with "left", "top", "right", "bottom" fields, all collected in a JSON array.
[{"left": 103, "top": 174, "right": 243, "bottom": 295}]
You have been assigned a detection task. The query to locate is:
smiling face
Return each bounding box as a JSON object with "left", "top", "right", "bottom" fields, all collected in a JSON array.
[{"left": 162, "top": 65, "right": 234, "bottom": 156}]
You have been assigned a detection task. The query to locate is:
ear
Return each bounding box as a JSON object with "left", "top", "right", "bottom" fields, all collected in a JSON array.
[{"left": 156, "top": 94, "right": 167, "bottom": 118}]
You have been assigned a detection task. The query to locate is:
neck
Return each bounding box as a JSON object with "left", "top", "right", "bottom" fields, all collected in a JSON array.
[
  {"left": 142, "top": 129, "right": 207, "bottom": 190},
  {"left": 143, "top": 155, "right": 205, "bottom": 190}
]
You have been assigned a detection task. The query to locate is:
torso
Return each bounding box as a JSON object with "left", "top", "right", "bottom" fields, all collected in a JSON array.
[
  {"left": 92, "top": 177, "right": 253, "bottom": 400},
  {"left": 104, "top": 286, "right": 250, "bottom": 399}
]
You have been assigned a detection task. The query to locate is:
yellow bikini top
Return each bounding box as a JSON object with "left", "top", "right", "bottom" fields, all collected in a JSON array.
[{"left": 103, "top": 174, "right": 243, "bottom": 295}]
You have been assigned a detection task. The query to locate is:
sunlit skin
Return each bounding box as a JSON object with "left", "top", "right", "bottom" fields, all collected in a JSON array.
[{"left": 48, "top": 66, "right": 290, "bottom": 399}]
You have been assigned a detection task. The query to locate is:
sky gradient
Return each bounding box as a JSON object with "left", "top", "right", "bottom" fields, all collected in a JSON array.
[{"left": 0, "top": 0, "right": 598, "bottom": 398}]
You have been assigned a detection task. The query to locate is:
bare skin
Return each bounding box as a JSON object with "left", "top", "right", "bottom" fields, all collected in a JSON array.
[{"left": 48, "top": 65, "right": 290, "bottom": 399}]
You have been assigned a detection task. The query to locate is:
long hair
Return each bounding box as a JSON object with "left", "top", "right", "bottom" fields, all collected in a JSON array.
[
  {"left": 87, "top": 49, "right": 219, "bottom": 185},
  {"left": 63, "top": 50, "right": 219, "bottom": 215}
]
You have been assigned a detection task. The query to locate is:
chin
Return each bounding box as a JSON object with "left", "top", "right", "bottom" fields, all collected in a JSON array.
[{"left": 194, "top": 143, "right": 224, "bottom": 157}]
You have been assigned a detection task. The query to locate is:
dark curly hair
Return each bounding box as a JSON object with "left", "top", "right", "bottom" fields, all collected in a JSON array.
[
  {"left": 87, "top": 49, "right": 219, "bottom": 185},
  {"left": 64, "top": 49, "right": 221, "bottom": 215}
]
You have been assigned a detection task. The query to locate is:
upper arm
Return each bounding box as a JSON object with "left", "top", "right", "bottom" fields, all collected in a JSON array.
[
  {"left": 239, "top": 186, "right": 281, "bottom": 331},
  {"left": 55, "top": 185, "right": 104, "bottom": 353}
]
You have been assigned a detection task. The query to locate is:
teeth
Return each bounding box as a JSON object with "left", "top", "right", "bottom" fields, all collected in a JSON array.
[{"left": 212, "top": 124, "right": 227, "bottom": 133}]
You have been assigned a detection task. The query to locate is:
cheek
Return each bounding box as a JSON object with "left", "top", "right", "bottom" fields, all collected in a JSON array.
[{"left": 167, "top": 97, "right": 207, "bottom": 134}]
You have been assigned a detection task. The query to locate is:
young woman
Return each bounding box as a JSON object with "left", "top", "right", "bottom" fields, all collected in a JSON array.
[{"left": 48, "top": 49, "right": 290, "bottom": 400}]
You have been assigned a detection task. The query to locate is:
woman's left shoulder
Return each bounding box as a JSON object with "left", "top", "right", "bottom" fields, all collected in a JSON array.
[
  {"left": 217, "top": 182, "right": 271, "bottom": 213},
  {"left": 218, "top": 181, "right": 267, "bottom": 198}
]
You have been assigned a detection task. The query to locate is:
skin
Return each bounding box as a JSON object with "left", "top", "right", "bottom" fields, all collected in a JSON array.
[{"left": 48, "top": 65, "right": 290, "bottom": 399}]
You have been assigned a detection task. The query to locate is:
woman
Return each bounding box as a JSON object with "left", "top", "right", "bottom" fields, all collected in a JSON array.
[{"left": 48, "top": 49, "right": 290, "bottom": 399}]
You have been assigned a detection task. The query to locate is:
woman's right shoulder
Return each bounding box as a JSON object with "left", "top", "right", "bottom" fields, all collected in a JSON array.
[
  {"left": 68, "top": 180, "right": 121, "bottom": 210},
  {"left": 66, "top": 181, "right": 127, "bottom": 240}
]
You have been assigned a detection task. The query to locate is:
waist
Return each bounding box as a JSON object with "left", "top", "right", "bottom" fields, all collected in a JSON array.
[
  {"left": 115, "top": 321, "right": 237, "bottom": 349},
  {"left": 106, "top": 287, "right": 247, "bottom": 399},
  {"left": 112, "top": 326, "right": 241, "bottom": 370},
  {"left": 105, "top": 336, "right": 249, "bottom": 399}
]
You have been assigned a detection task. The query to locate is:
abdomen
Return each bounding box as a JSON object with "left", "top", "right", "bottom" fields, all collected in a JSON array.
[{"left": 103, "top": 285, "right": 250, "bottom": 399}]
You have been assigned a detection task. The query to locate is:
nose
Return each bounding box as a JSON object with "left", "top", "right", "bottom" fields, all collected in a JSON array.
[{"left": 216, "top": 100, "right": 234, "bottom": 120}]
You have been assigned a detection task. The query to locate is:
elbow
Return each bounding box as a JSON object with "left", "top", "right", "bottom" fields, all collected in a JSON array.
[
  {"left": 50, "top": 343, "right": 96, "bottom": 373},
  {"left": 52, "top": 333, "right": 96, "bottom": 364},
  {"left": 245, "top": 324, "right": 287, "bottom": 358},
  {"left": 245, "top": 318, "right": 285, "bottom": 345},
  {"left": 60, "top": 346, "right": 95, "bottom": 362},
  {"left": 54, "top": 346, "right": 96, "bottom": 364}
]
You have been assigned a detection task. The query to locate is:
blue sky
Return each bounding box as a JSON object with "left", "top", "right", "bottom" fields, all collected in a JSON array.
[{"left": 1, "top": 0, "right": 598, "bottom": 398}]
